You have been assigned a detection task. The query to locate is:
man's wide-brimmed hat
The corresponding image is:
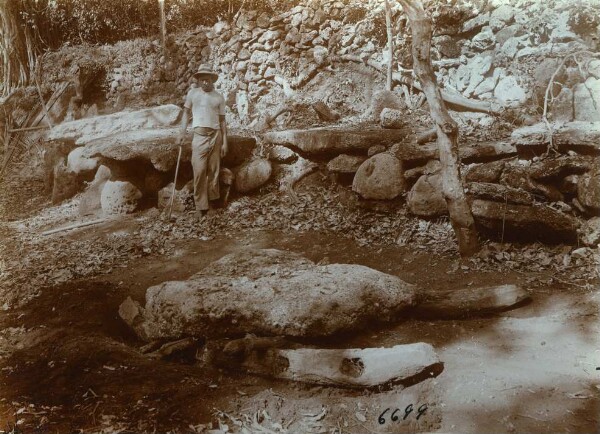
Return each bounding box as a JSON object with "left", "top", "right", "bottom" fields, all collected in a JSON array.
[{"left": 193, "top": 64, "right": 219, "bottom": 82}]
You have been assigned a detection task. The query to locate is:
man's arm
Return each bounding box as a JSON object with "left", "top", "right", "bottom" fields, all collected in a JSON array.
[
  {"left": 178, "top": 107, "right": 190, "bottom": 145},
  {"left": 178, "top": 91, "right": 192, "bottom": 145}
]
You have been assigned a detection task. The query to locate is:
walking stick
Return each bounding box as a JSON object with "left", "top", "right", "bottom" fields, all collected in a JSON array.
[{"left": 166, "top": 144, "right": 183, "bottom": 220}]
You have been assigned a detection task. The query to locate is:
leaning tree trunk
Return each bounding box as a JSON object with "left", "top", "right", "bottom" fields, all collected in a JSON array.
[
  {"left": 398, "top": 0, "right": 480, "bottom": 257},
  {"left": 384, "top": 0, "right": 394, "bottom": 91}
]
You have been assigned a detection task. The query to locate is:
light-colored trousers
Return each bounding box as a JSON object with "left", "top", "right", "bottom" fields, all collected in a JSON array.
[{"left": 191, "top": 127, "right": 222, "bottom": 211}]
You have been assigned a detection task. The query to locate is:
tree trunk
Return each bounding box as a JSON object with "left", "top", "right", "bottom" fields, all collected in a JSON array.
[
  {"left": 384, "top": 0, "right": 394, "bottom": 91},
  {"left": 398, "top": 0, "right": 480, "bottom": 257}
]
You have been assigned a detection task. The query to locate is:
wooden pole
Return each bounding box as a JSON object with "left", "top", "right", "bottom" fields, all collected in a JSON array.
[
  {"left": 42, "top": 218, "right": 108, "bottom": 236},
  {"left": 398, "top": 0, "right": 480, "bottom": 257},
  {"left": 158, "top": 0, "right": 167, "bottom": 58},
  {"left": 166, "top": 145, "right": 183, "bottom": 220},
  {"left": 8, "top": 125, "right": 50, "bottom": 133}
]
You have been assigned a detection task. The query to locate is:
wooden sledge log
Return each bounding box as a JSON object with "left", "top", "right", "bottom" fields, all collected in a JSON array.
[
  {"left": 414, "top": 284, "right": 531, "bottom": 319},
  {"left": 340, "top": 54, "right": 501, "bottom": 115},
  {"left": 238, "top": 343, "right": 441, "bottom": 389}
]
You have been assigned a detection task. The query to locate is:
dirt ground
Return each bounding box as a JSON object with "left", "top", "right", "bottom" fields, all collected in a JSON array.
[{"left": 0, "top": 162, "right": 599, "bottom": 433}]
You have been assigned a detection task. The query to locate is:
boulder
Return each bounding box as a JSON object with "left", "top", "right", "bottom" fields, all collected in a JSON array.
[
  {"left": 267, "top": 145, "right": 298, "bottom": 164},
  {"left": 263, "top": 127, "right": 409, "bottom": 155},
  {"left": 157, "top": 181, "right": 193, "bottom": 213},
  {"left": 51, "top": 161, "right": 83, "bottom": 204},
  {"left": 463, "top": 12, "right": 490, "bottom": 33},
  {"left": 352, "top": 153, "right": 404, "bottom": 200},
  {"left": 100, "top": 180, "right": 142, "bottom": 215},
  {"left": 66, "top": 146, "right": 99, "bottom": 174},
  {"left": 48, "top": 104, "right": 182, "bottom": 144},
  {"left": 43, "top": 138, "right": 74, "bottom": 187},
  {"left": 407, "top": 173, "right": 447, "bottom": 217},
  {"left": 119, "top": 249, "right": 416, "bottom": 340},
  {"left": 234, "top": 158, "right": 272, "bottom": 193},
  {"left": 573, "top": 78, "right": 600, "bottom": 122},
  {"left": 577, "top": 164, "right": 600, "bottom": 210},
  {"left": 551, "top": 87, "right": 574, "bottom": 122},
  {"left": 578, "top": 217, "right": 600, "bottom": 246},
  {"left": 471, "top": 26, "right": 495, "bottom": 51},
  {"left": 369, "top": 90, "right": 406, "bottom": 121},
  {"left": 467, "top": 182, "right": 533, "bottom": 205},
  {"left": 380, "top": 108, "right": 405, "bottom": 129},
  {"left": 471, "top": 199, "right": 579, "bottom": 242},
  {"left": 463, "top": 52, "right": 494, "bottom": 96},
  {"left": 494, "top": 75, "right": 527, "bottom": 107},
  {"left": 327, "top": 154, "right": 367, "bottom": 174},
  {"left": 79, "top": 165, "right": 111, "bottom": 216},
  {"left": 491, "top": 4, "right": 515, "bottom": 23}
]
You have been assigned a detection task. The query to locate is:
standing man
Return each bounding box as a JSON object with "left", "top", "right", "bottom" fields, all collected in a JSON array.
[{"left": 178, "top": 64, "right": 228, "bottom": 218}]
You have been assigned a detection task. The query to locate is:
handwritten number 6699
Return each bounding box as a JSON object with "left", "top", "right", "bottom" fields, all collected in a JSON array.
[{"left": 378, "top": 404, "right": 428, "bottom": 424}]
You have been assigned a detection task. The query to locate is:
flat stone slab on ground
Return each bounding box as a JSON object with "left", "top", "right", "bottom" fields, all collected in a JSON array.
[
  {"left": 263, "top": 127, "right": 411, "bottom": 154},
  {"left": 120, "top": 249, "right": 416, "bottom": 341}
]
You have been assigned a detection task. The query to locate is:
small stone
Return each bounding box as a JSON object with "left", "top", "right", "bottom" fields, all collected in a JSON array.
[
  {"left": 327, "top": 154, "right": 367, "bottom": 174},
  {"left": 380, "top": 108, "right": 405, "bottom": 129},
  {"left": 368, "top": 145, "right": 386, "bottom": 157},
  {"left": 578, "top": 217, "right": 600, "bottom": 246}
]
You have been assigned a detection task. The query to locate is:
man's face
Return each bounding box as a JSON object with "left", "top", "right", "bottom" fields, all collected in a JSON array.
[{"left": 197, "top": 75, "right": 214, "bottom": 92}]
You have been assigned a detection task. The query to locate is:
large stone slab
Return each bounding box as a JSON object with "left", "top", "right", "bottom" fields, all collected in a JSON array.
[
  {"left": 467, "top": 182, "right": 533, "bottom": 205},
  {"left": 263, "top": 127, "right": 410, "bottom": 155},
  {"left": 48, "top": 104, "right": 182, "bottom": 143},
  {"left": 391, "top": 140, "right": 516, "bottom": 164},
  {"left": 511, "top": 122, "right": 600, "bottom": 154},
  {"left": 119, "top": 249, "right": 416, "bottom": 341},
  {"left": 82, "top": 127, "right": 255, "bottom": 172},
  {"left": 471, "top": 199, "right": 580, "bottom": 242}
]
